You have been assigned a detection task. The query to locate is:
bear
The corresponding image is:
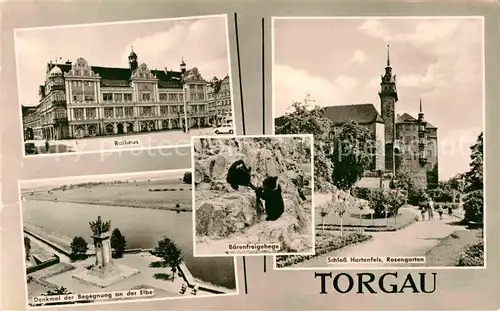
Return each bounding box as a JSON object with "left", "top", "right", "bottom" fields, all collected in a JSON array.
[
  {"left": 255, "top": 176, "right": 285, "bottom": 221},
  {"left": 226, "top": 160, "right": 255, "bottom": 190}
]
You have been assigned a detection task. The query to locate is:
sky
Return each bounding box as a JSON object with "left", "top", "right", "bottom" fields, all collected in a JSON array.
[
  {"left": 20, "top": 170, "right": 187, "bottom": 190},
  {"left": 273, "top": 17, "right": 484, "bottom": 181},
  {"left": 15, "top": 15, "right": 230, "bottom": 107}
]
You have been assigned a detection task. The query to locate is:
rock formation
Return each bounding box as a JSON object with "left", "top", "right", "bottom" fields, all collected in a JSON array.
[{"left": 194, "top": 137, "right": 313, "bottom": 253}]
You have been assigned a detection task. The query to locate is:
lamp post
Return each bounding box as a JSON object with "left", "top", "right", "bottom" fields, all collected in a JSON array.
[{"left": 181, "top": 75, "right": 189, "bottom": 134}]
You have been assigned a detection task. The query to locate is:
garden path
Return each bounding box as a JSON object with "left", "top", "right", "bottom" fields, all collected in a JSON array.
[{"left": 297, "top": 213, "right": 467, "bottom": 268}]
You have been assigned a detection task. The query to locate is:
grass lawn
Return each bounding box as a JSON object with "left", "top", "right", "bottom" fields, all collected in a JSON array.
[
  {"left": 23, "top": 180, "right": 192, "bottom": 211},
  {"left": 423, "top": 228, "right": 483, "bottom": 267},
  {"left": 317, "top": 207, "right": 418, "bottom": 231}
]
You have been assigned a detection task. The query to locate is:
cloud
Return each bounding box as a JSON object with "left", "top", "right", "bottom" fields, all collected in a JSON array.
[
  {"left": 335, "top": 75, "right": 358, "bottom": 90},
  {"left": 273, "top": 64, "right": 361, "bottom": 117},
  {"left": 123, "top": 17, "right": 229, "bottom": 79},
  {"left": 348, "top": 50, "right": 368, "bottom": 65},
  {"left": 359, "top": 19, "right": 464, "bottom": 47},
  {"left": 359, "top": 20, "right": 392, "bottom": 42}
]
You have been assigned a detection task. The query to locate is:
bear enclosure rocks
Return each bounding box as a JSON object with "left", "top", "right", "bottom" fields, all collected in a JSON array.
[{"left": 193, "top": 137, "right": 314, "bottom": 254}]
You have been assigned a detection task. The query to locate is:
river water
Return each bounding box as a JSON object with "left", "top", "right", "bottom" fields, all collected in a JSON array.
[{"left": 22, "top": 199, "right": 236, "bottom": 290}]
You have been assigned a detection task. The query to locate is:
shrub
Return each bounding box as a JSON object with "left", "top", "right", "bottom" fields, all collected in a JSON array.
[
  {"left": 183, "top": 172, "right": 192, "bottom": 184},
  {"left": 70, "top": 237, "right": 88, "bottom": 261},
  {"left": 368, "top": 188, "right": 407, "bottom": 218},
  {"left": 463, "top": 189, "right": 483, "bottom": 223},
  {"left": 110, "top": 228, "right": 127, "bottom": 258},
  {"left": 407, "top": 187, "right": 427, "bottom": 206},
  {"left": 351, "top": 187, "right": 373, "bottom": 201},
  {"left": 457, "top": 241, "right": 484, "bottom": 266}
]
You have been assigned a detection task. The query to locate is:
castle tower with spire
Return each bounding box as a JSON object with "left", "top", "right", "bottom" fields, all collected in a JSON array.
[{"left": 379, "top": 44, "right": 399, "bottom": 174}]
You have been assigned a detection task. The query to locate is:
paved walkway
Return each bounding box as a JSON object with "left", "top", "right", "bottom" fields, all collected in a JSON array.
[{"left": 296, "top": 213, "right": 466, "bottom": 268}]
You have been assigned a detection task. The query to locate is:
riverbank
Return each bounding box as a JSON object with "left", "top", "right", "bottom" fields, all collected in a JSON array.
[{"left": 22, "top": 180, "right": 192, "bottom": 211}]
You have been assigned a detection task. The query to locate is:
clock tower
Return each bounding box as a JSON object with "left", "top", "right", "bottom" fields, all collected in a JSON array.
[{"left": 379, "top": 44, "right": 399, "bottom": 174}]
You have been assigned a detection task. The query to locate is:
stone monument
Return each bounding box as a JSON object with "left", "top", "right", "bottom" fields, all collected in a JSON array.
[{"left": 72, "top": 216, "right": 139, "bottom": 288}]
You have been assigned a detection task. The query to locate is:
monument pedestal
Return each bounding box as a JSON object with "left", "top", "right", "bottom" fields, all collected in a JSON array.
[
  {"left": 72, "top": 262, "right": 140, "bottom": 288},
  {"left": 72, "top": 221, "right": 139, "bottom": 288}
]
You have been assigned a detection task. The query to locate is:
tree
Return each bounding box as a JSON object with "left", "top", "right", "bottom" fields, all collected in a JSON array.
[
  {"left": 318, "top": 204, "right": 330, "bottom": 234},
  {"left": 426, "top": 164, "right": 439, "bottom": 189},
  {"left": 465, "top": 132, "right": 483, "bottom": 193},
  {"left": 24, "top": 236, "right": 31, "bottom": 261},
  {"left": 183, "top": 172, "right": 192, "bottom": 184},
  {"left": 70, "top": 236, "right": 88, "bottom": 260},
  {"left": 331, "top": 121, "right": 374, "bottom": 190},
  {"left": 462, "top": 132, "right": 484, "bottom": 223},
  {"left": 331, "top": 191, "right": 351, "bottom": 238},
  {"left": 110, "top": 228, "right": 127, "bottom": 258},
  {"left": 463, "top": 190, "right": 483, "bottom": 223},
  {"left": 154, "top": 237, "right": 183, "bottom": 282},
  {"left": 387, "top": 189, "right": 407, "bottom": 224},
  {"left": 275, "top": 101, "right": 335, "bottom": 193}
]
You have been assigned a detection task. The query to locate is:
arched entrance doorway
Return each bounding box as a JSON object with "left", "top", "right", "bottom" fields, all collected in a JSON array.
[
  {"left": 105, "top": 124, "right": 114, "bottom": 135},
  {"left": 74, "top": 125, "right": 85, "bottom": 138},
  {"left": 140, "top": 121, "right": 148, "bottom": 132},
  {"left": 161, "top": 120, "right": 168, "bottom": 130},
  {"left": 127, "top": 122, "right": 134, "bottom": 133},
  {"left": 117, "top": 123, "right": 124, "bottom": 134},
  {"left": 171, "top": 119, "right": 178, "bottom": 129},
  {"left": 88, "top": 124, "right": 97, "bottom": 136},
  {"left": 148, "top": 120, "right": 155, "bottom": 131},
  {"left": 200, "top": 118, "right": 205, "bottom": 127}
]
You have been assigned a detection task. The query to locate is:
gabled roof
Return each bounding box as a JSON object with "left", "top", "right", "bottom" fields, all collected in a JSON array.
[
  {"left": 47, "top": 62, "right": 184, "bottom": 89},
  {"left": 323, "top": 104, "right": 384, "bottom": 124},
  {"left": 396, "top": 113, "right": 416, "bottom": 123},
  {"left": 396, "top": 112, "right": 437, "bottom": 129}
]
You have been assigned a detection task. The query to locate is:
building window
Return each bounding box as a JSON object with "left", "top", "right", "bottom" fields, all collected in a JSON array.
[
  {"left": 124, "top": 94, "right": 133, "bottom": 102},
  {"left": 86, "top": 108, "right": 96, "bottom": 119},
  {"left": 179, "top": 94, "right": 183, "bottom": 102},
  {"left": 115, "top": 107, "right": 124, "bottom": 118},
  {"left": 160, "top": 106, "right": 168, "bottom": 115},
  {"left": 197, "top": 94, "right": 204, "bottom": 100},
  {"left": 142, "top": 93, "right": 151, "bottom": 101},
  {"left": 84, "top": 94, "right": 94, "bottom": 102},
  {"left": 103, "top": 93, "right": 112, "bottom": 101},
  {"left": 427, "top": 150, "right": 432, "bottom": 158},
  {"left": 114, "top": 94, "right": 122, "bottom": 102},
  {"left": 159, "top": 94, "right": 168, "bottom": 101},
  {"left": 189, "top": 85, "right": 195, "bottom": 91},
  {"left": 169, "top": 94, "right": 177, "bottom": 101},
  {"left": 141, "top": 106, "right": 154, "bottom": 116},
  {"left": 125, "top": 107, "right": 134, "bottom": 117},
  {"left": 104, "top": 108, "right": 114, "bottom": 118},
  {"left": 74, "top": 108, "right": 84, "bottom": 120},
  {"left": 197, "top": 85, "right": 204, "bottom": 91}
]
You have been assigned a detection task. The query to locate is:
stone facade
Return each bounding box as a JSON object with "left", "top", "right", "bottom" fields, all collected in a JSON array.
[
  {"left": 22, "top": 50, "right": 232, "bottom": 140},
  {"left": 207, "top": 75, "right": 233, "bottom": 127}
]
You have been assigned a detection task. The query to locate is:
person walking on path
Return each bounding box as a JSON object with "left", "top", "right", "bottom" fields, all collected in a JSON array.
[
  {"left": 436, "top": 205, "right": 444, "bottom": 220},
  {"left": 420, "top": 204, "right": 426, "bottom": 221},
  {"left": 448, "top": 205, "right": 453, "bottom": 218},
  {"left": 427, "top": 196, "right": 435, "bottom": 221},
  {"left": 44, "top": 139, "right": 50, "bottom": 153}
]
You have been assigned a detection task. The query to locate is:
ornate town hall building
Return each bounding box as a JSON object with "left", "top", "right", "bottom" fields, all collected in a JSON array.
[{"left": 22, "top": 50, "right": 232, "bottom": 140}]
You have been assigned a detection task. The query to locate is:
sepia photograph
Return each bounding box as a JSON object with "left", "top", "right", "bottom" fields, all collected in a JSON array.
[
  {"left": 15, "top": 14, "right": 235, "bottom": 156},
  {"left": 191, "top": 135, "right": 314, "bottom": 256},
  {"left": 19, "top": 170, "right": 238, "bottom": 308},
  {"left": 272, "top": 17, "right": 485, "bottom": 269}
]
